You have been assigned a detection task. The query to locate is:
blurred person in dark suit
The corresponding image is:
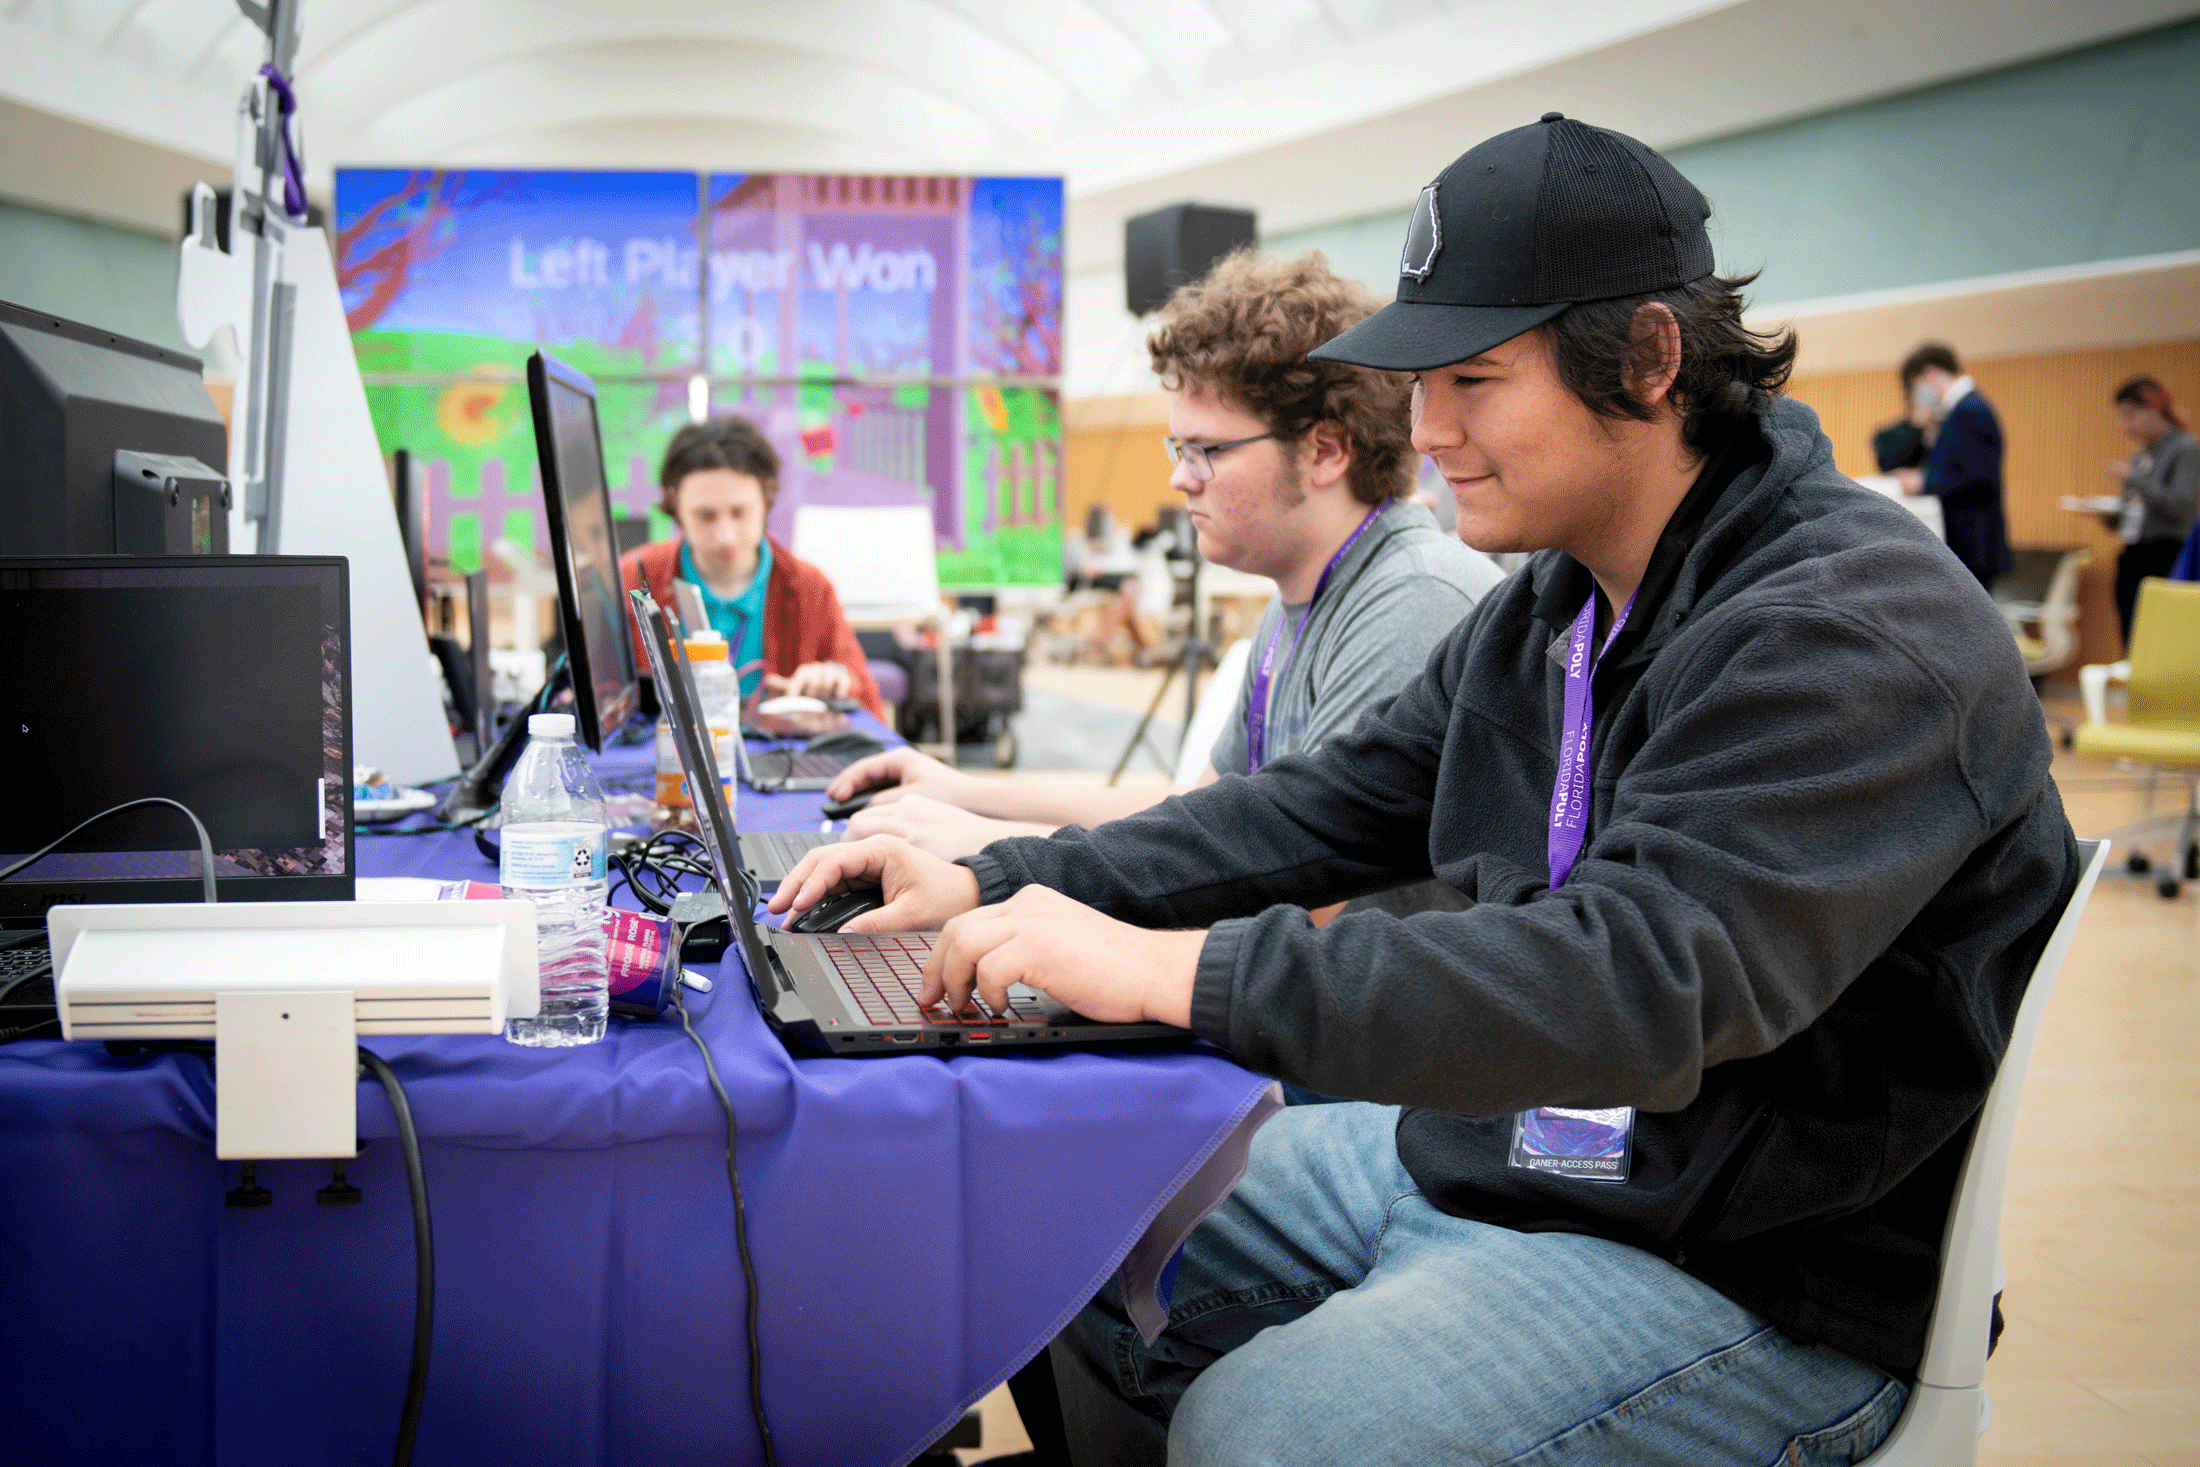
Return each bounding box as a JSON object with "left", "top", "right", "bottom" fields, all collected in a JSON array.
[{"left": 1891, "top": 342, "right": 2012, "bottom": 587}]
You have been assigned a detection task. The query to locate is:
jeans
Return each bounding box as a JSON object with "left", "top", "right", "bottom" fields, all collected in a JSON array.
[{"left": 1054, "top": 1103, "right": 1907, "bottom": 1466}]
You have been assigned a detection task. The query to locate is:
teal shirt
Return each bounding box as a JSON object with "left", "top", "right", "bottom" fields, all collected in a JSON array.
[{"left": 679, "top": 539, "right": 771, "bottom": 699}]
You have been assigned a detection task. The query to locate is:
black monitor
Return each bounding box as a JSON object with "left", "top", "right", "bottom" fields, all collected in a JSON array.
[
  {"left": 0, "top": 300, "right": 231, "bottom": 556},
  {"left": 0, "top": 556, "right": 354, "bottom": 921},
  {"left": 526, "top": 350, "right": 636, "bottom": 754},
  {"left": 390, "top": 446, "right": 428, "bottom": 618}
]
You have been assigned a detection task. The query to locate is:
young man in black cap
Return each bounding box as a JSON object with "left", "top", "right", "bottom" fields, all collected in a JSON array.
[{"left": 773, "top": 114, "right": 2074, "bottom": 1464}]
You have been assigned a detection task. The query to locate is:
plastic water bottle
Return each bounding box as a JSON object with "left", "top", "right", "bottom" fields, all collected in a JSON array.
[
  {"left": 500, "top": 712, "right": 609, "bottom": 1047},
  {"left": 685, "top": 631, "right": 739, "bottom": 728},
  {"left": 684, "top": 632, "right": 740, "bottom": 820}
]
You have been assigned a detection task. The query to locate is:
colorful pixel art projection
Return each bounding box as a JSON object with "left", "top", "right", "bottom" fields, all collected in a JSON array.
[{"left": 336, "top": 168, "right": 1063, "bottom": 587}]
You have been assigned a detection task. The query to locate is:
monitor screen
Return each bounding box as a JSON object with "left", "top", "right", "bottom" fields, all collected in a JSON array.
[
  {"left": 527, "top": 351, "right": 636, "bottom": 753},
  {"left": 0, "top": 556, "right": 353, "bottom": 919}
]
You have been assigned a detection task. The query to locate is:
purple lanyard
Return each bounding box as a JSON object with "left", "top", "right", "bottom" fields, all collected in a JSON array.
[
  {"left": 1246, "top": 502, "right": 1389, "bottom": 774},
  {"left": 1546, "top": 588, "right": 1637, "bottom": 888}
]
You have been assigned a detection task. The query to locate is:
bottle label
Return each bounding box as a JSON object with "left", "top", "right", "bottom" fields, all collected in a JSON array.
[{"left": 500, "top": 824, "right": 607, "bottom": 888}]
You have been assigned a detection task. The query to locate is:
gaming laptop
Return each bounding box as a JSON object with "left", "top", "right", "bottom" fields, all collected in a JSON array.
[
  {"left": 740, "top": 826, "right": 833, "bottom": 894},
  {"left": 630, "top": 588, "right": 1186, "bottom": 1057}
]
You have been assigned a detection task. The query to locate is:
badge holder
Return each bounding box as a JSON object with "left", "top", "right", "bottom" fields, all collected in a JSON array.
[{"left": 1507, "top": 1106, "right": 1635, "bottom": 1184}]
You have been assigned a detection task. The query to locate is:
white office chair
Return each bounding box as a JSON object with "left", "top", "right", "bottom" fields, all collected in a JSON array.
[
  {"left": 1992, "top": 547, "right": 2090, "bottom": 747},
  {"left": 1857, "top": 837, "right": 2109, "bottom": 1464},
  {"left": 1173, "top": 638, "right": 1252, "bottom": 788}
]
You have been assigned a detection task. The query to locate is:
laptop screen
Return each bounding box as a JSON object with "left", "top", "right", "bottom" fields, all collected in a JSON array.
[
  {"left": 0, "top": 555, "right": 353, "bottom": 918},
  {"left": 628, "top": 589, "right": 797, "bottom": 978}
]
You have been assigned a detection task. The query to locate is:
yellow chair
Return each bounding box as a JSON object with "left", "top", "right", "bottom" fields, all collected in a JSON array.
[{"left": 2071, "top": 577, "right": 2200, "bottom": 897}]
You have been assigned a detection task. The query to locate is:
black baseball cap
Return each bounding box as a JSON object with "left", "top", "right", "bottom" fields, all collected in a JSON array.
[{"left": 1310, "top": 113, "right": 1714, "bottom": 373}]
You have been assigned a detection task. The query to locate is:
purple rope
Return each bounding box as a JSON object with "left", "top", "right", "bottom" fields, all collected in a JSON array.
[{"left": 257, "top": 63, "right": 309, "bottom": 221}]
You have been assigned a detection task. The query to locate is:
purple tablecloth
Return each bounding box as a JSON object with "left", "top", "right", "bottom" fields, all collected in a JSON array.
[{"left": 0, "top": 734, "right": 1271, "bottom": 1466}]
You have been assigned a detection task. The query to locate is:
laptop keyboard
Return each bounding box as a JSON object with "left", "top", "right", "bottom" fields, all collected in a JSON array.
[
  {"left": 816, "top": 933, "right": 1049, "bottom": 1027},
  {"left": 751, "top": 830, "right": 829, "bottom": 869},
  {"left": 1, "top": 938, "right": 51, "bottom": 982},
  {"left": 753, "top": 750, "right": 843, "bottom": 782},
  {"left": 0, "top": 937, "right": 55, "bottom": 1014}
]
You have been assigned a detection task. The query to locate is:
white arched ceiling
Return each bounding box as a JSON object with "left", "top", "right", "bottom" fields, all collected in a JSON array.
[
  {"left": 4, "top": 0, "right": 2197, "bottom": 399},
  {"left": 5, "top": 0, "right": 1754, "bottom": 193},
  {"left": 353, "top": 37, "right": 1009, "bottom": 165},
  {"left": 297, "top": 0, "right": 1080, "bottom": 152}
]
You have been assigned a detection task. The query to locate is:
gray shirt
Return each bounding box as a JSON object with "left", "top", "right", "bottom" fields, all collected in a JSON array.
[
  {"left": 2120, "top": 427, "right": 2199, "bottom": 545},
  {"left": 1209, "top": 500, "right": 1505, "bottom": 777}
]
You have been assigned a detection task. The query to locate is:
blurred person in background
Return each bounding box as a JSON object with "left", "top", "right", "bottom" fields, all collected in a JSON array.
[
  {"left": 619, "top": 415, "right": 885, "bottom": 718},
  {"left": 826, "top": 250, "right": 1504, "bottom": 884},
  {"left": 1892, "top": 341, "right": 2012, "bottom": 587},
  {"left": 2103, "top": 376, "right": 2198, "bottom": 646}
]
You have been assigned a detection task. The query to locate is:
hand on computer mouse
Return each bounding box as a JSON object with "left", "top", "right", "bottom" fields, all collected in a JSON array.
[
  {"left": 767, "top": 835, "right": 981, "bottom": 934},
  {"left": 785, "top": 883, "right": 884, "bottom": 934},
  {"left": 820, "top": 779, "right": 897, "bottom": 821},
  {"left": 845, "top": 795, "right": 1053, "bottom": 863},
  {"left": 824, "top": 746, "right": 977, "bottom": 810}
]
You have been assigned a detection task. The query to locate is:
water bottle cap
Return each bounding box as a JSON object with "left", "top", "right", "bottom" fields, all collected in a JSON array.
[
  {"left": 683, "top": 635, "right": 730, "bottom": 661},
  {"left": 528, "top": 713, "right": 576, "bottom": 738}
]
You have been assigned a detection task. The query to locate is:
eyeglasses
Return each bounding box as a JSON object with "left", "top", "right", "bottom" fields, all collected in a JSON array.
[{"left": 1163, "top": 432, "right": 1277, "bottom": 482}]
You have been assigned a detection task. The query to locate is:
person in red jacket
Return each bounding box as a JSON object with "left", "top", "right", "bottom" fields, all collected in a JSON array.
[{"left": 619, "top": 415, "right": 885, "bottom": 720}]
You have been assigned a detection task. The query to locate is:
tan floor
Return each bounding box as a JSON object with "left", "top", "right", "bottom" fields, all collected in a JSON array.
[
  {"left": 951, "top": 682, "right": 2199, "bottom": 1463},
  {"left": 1982, "top": 724, "right": 2198, "bottom": 1464}
]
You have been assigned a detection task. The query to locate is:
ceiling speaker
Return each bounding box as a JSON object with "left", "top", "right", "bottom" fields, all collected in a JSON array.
[{"left": 1124, "top": 204, "right": 1258, "bottom": 317}]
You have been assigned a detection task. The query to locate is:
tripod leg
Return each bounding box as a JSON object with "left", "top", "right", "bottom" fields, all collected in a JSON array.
[
  {"left": 1108, "top": 661, "right": 1180, "bottom": 785},
  {"left": 1178, "top": 640, "right": 1212, "bottom": 767}
]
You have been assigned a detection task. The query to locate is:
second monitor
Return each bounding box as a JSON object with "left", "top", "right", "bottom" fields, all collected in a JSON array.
[{"left": 529, "top": 348, "right": 637, "bottom": 754}]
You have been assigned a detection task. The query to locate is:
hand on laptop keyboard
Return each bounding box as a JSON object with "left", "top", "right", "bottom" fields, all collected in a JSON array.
[{"left": 920, "top": 885, "right": 1205, "bottom": 1030}]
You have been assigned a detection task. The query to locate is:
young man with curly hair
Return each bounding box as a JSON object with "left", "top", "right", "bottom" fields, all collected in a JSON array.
[
  {"left": 827, "top": 249, "right": 1503, "bottom": 864},
  {"left": 619, "top": 414, "right": 888, "bottom": 718},
  {"left": 774, "top": 115, "right": 2076, "bottom": 1465}
]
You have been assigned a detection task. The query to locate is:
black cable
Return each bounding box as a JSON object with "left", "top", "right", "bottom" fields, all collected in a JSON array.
[
  {"left": 357, "top": 804, "right": 500, "bottom": 838},
  {"left": 666, "top": 921, "right": 777, "bottom": 1467},
  {"left": 358, "top": 1048, "right": 434, "bottom": 1467},
  {"left": 610, "top": 831, "right": 718, "bottom": 916},
  {"left": 1, "top": 797, "right": 217, "bottom": 903}
]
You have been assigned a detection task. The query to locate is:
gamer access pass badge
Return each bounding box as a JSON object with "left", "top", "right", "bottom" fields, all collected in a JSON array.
[{"left": 1508, "top": 1106, "right": 1634, "bottom": 1183}]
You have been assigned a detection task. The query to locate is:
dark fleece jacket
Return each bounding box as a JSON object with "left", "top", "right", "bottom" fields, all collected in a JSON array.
[{"left": 964, "top": 394, "right": 2075, "bottom": 1381}]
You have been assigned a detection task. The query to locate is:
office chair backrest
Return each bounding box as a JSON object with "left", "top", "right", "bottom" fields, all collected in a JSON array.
[
  {"left": 1915, "top": 838, "right": 2108, "bottom": 1391},
  {"left": 1175, "top": 639, "right": 1252, "bottom": 788},
  {"left": 1993, "top": 546, "right": 2089, "bottom": 678},
  {"left": 2127, "top": 579, "right": 2200, "bottom": 733}
]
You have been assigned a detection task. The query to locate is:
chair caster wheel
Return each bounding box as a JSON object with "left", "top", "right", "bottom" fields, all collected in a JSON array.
[
  {"left": 2128, "top": 851, "right": 2152, "bottom": 875},
  {"left": 2159, "top": 873, "right": 2182, "bottom": 900}
]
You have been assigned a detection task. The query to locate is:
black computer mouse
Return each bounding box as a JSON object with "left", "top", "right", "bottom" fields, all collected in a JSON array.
[
  {"left": 805, "top": 730, "right": 887, "bottom": 759},
  {"left": 820, "top": 778, "right": 899, "bottom": 821},
  {"left": 787, "top": 883, "right": 885, "bottom": 934}
]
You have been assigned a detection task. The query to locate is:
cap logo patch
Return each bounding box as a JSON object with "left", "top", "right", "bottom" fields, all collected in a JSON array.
[{"left": 1400, "top": 183, "right": 1441, "bottom": 281}]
